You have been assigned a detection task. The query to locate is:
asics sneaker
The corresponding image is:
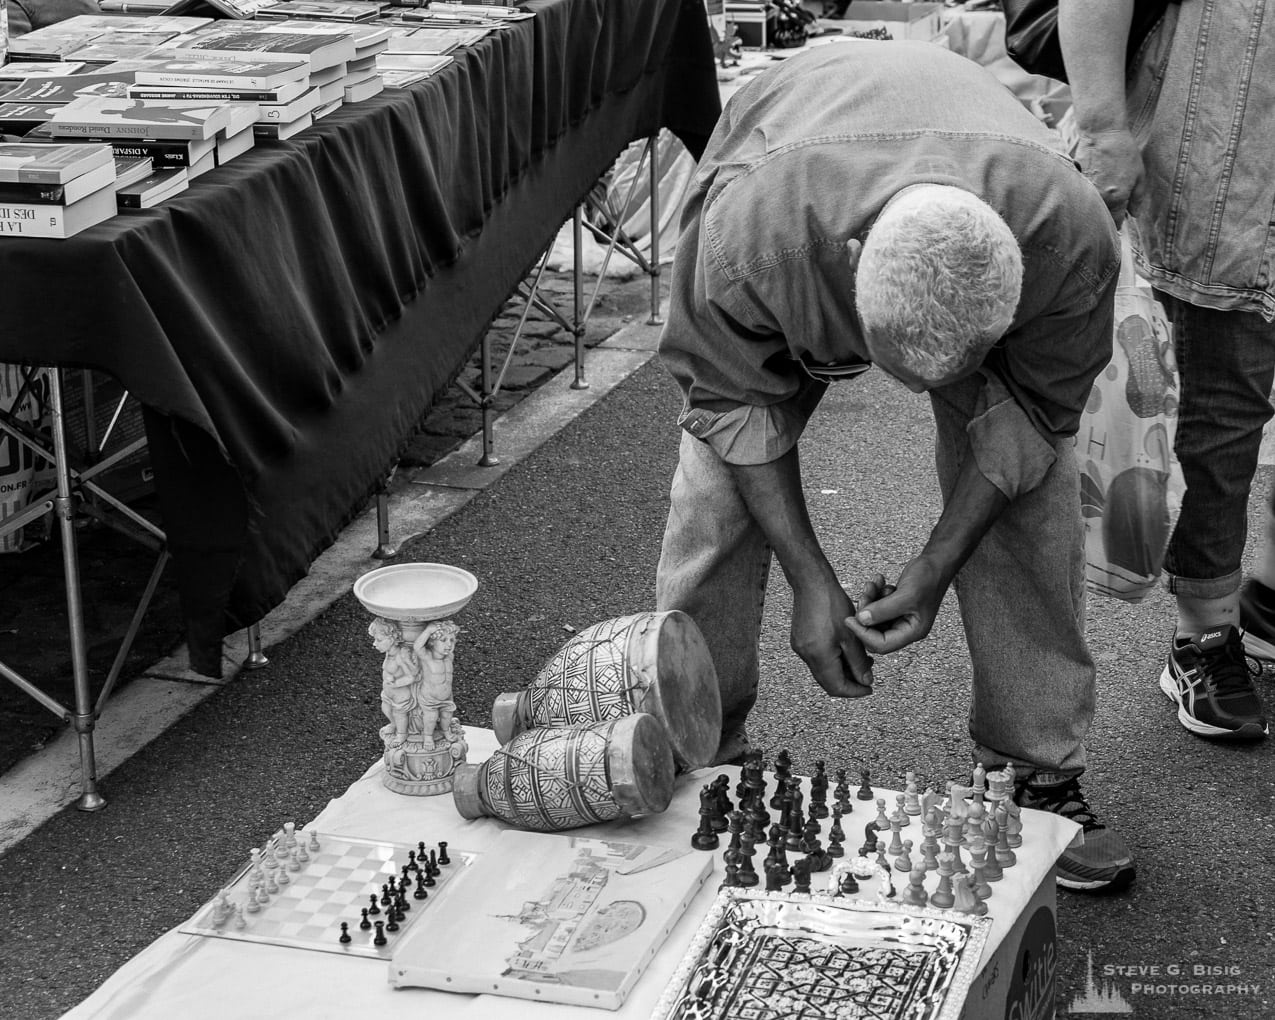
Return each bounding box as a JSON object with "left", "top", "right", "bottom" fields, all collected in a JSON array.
[
  {"left": 1015, "top": 773, "right": 1136, "bottom": 892},
  {"left": 1160, "top": 625, "right": 1268, "bottom": 740},
  {"left": 1239, "top": 579, "right": 1275, "bottom": 662}
]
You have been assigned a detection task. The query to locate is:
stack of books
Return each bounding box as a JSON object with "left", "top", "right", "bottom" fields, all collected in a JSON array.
[
  {"left": 6, "top": 14, "right": 212, "bottom": 63},
  {"left": 167, "top": 20, "right": 359, "bottom": 122},
  {"left": 0, "top": 142, "right": 119, "bottom": 237},
  {"left": 126, "top": 54, "right": 316, "bottom": 142},
  {"left": 45, "top": 96, "right": 260, "bottom": 175},
  {"left": 255, "top": 0, "right": 388, "bottom": 23}
]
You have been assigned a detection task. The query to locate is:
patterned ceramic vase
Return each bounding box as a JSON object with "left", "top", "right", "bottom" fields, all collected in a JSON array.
[
  {"left": 489, "top": 610, "right": 720, "bottom": 770},
  {"left": 452, "top": 714, "right": 675, "bottom": 831}
]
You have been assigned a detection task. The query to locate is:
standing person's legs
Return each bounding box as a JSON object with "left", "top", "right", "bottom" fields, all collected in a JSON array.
[
  {"left": 656, "top": 431, "right": 772, "bottom": 764},
  {"left": 929, "top": 376, "right": 1093, "bottom": 776},
  {"left": 1158, "top": 294, "right": 1274, "bottom": 737},
  {"left": 929, "top": 375, "right": 1134, "bottom": 892}
]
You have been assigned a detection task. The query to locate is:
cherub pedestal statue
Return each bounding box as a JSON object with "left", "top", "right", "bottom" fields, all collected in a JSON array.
[{"left": 353, "top": 563, "right": 478, "bottom": 797}]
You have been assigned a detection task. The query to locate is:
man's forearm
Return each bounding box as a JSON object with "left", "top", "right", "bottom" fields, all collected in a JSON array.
[
  {"left": 727, "top": 447, "right": 834, "bottom": 589},
  {"left": 921, "top": 452, "right": 1010, "bottom": 591},
  {"left": 1059, "top": 0, "right": 1134, "bottom": 132}
]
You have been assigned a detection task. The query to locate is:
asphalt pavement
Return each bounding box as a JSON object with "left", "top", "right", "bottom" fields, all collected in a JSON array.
[{"left": 2, "top": 305, "right": 1274, "bottom": 1018}]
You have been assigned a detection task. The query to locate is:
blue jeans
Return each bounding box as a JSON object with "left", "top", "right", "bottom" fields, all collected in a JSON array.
[
  {"left": 656, "top": 373, "right": 1094, "bottom": 774},
  {"left": 1159, "top": 292, "right": 1275, "bottom": 598}
]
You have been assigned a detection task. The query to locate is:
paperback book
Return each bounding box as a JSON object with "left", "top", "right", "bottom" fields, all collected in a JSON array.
[
  {"left": 375, "top": 52, "right": 452, "bottom": 73},
  {"left": 127, "top": 77, "right": 311, "bottom": 102},
  {"left": 131, "top": 55, "right": 310, "bottom": 90},
  {"left": 0, "top": 141, "right": 115, "bottom": 183},
  {"left": 0, "top": 74, "right": 137, "bottom": 104},
  {"left": 172, "top": 25, "right": 357, "bottom": 71},
  {"left": 48, "top": 97, "right": 239, "bottom": 141},
  {"left": 0, "top": 184, "right": 118, "bottom": 237},
  {"left": 0, "top": 158, "right": 117, "bottom": 204},
  {"left": 0, "top": 62, "right": 89, "bottom": 79},
  {"left": 255, "top": 85, "right": 322, "bottom": 121},
  {"left": 252, "top": 112, "right": 310, "bottom": 139},
  {"left": 0, "top": 103, "right": 62, "bottom": 136},
  {"left": 116, "top": 165, "right": 188, "bottom": 208},
  {"left": 254, "top": 0, "right": 386, "bottom": 22},
  {"left": 113, "top": 152, "right": 155, "bottom": 188}
]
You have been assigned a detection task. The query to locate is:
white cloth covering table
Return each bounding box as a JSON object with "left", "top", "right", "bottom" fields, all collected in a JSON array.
[{"left": 64, "top": 729, "right": 1077, "bottom": 1019}]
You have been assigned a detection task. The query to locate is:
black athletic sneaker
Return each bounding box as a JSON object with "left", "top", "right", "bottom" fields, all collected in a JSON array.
[
  {"left": 1160, "top": 625, "right": 1268, "bottom": 740},
  {"left": 1240, "top": 579, "right": 1275, "bottom": 662},
  {"left": 1015, "top": 773, "right": 1136, "bottom": 893}
]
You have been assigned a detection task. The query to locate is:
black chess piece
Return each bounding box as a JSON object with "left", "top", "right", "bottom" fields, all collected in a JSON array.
[
  {"left": 413, "top": 880, "right": 428, "bottom": 901},
  {"left": 709, "top": 775, "right": 732, "bottom": 832},
  {"left": 339, "top": 921, "right": 352, "bottom": 944},
  {"left": 360, "top": 907, "right": 372, "bottom": 930},
  {"left": 737, "top": 830, "right": 759, "bottom": 888},
  {"left": 408, "top": 849, "right": 419, "bottom": 872},
  {"left": 385, "top": 912, "right": 400, "bottom": 933},
  {"left": 368, "top": 893, "right": 381, "bottom": 916},
  {"left": 381, "top": 883, "right": 392, "bottom": 906},
  {"left": 809, "top": 760, "right": 829, "bottom": 819},
  {"left": 396, "top": 890, "right": 410, "bottom": 914},
  {"left": 437, "top": 841, "right": 451, "bottom": 866},
  {"left": 692, "top": 785, "right": 721, "bottom": 851},
  {"left": 720, "top": 848, "right": 743, "bottom": 889},
  {"left": 856, "top": 768, "right": 874, "bottom": 801},
  {"left": 827, "top": 806, "right": 846, "bottom": 859},
  {"left": 373, "top": 921, "right": 387, "bottom": 946},
  {"left": 422, "top": 864, "right": 437, "bottom": 888},
  {"left": 859, "top": 821, "right": 879, "bottom": 858},
  {"left": 764, "top": 861, "right": 785, "bottom": 892},
  {"left": 837, "top": 868, "right": 859, "bottom": 896},
  {"left": 418, "top": 841, "right": 428, "bottom": 862},
  {"left": 791, "top": 856, "right": 813, "bottom": 894}
]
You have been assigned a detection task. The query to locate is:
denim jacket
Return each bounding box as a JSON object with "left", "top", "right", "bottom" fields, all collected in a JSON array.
[
  {"left": 660, "top": 42, "right": 1118, "bottom": 500},
  {"left": 1127, "top": 0, "right": 1275, "bottom": 321}
]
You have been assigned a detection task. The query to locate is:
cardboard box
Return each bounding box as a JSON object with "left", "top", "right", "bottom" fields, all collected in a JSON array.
[
  {"left": 961, "top": 865, "right": 1060, "bottom": 1020},
  {"left": 840, "top": 0, "right": 944, "bottom": 40}
]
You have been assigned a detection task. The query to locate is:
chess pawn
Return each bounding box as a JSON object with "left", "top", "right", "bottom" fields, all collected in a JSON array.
[
  {"left": 833, "top": 768, "right": 851, "bottom": 813},
  {"left": 488, "top": 611, "right": 721, "bottom": 770},
  {"left": 903, "top": 865, "right": 928, "bottom": 907},
  {"left": 453, "top": 714, "right": 675, "bottom": 831},
  {"left": 874, "top": 797, "right": 890, "bottom": 831},
  {"left": 856, "top": 768, "right": 874, "bottom": 801},
  {"left": 967, "top": 839, "right": 993, "bottom": 902},
  {"left": 893, "top": 838, "right": 914, "bottom": 874},
  {"left": 874, "top": 839, "right": 890, "bottom": 874},
  {"left": 826, "top": 807, "right": 846, "bottom": 858},
  {"left": 903, "top": 773, "right": 922, "bottom": 816},
  {"left": 887, "top": 817, "right": 904, "bottom": 857}
]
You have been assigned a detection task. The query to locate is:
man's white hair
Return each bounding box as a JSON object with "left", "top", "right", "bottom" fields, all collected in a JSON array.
[{"left": 856, "top": 185, "right": 1023, "bottom": 385}]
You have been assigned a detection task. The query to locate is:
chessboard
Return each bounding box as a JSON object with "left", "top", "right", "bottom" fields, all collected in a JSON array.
[{"left": 179, "top": 827, "right": 475, "bottom": 958}]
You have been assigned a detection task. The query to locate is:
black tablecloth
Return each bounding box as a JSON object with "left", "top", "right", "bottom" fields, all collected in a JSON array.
[{"left": 0, "top": 0, "right": 721, "bottom": 674}]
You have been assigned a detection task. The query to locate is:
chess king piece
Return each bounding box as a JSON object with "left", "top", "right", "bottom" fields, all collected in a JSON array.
[
  {"left": 368, "top": 615, "right": 468, "bottom": 796},
  {"left": 489, "top": 611, "right": 722, "bottom": 769},
  {"left": 453, "top": 713, "right": 675, "bottom": 831}
]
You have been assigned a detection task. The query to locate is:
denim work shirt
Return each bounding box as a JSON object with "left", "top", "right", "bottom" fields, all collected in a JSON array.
[
  {"left": 660, "top": 42, "right": 1119, "bottom": 501},
  {"left": 1127, "top": 0, "right": 1275, "bottom": 320}
]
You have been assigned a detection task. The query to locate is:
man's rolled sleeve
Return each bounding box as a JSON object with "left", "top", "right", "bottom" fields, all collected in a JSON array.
[
  {"left": 679, "top": 378, "right": 825, "bottom": 465},
  {"left": 965, "top": 373, "right": 1059, "bottom": 500}
]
